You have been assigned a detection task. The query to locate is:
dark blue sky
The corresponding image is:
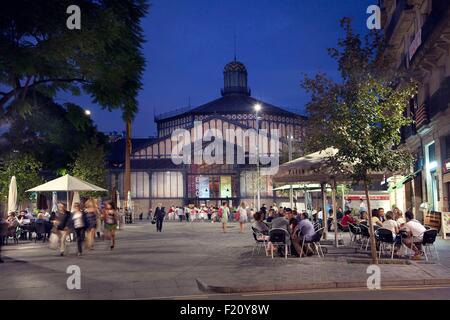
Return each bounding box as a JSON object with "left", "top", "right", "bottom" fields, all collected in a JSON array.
[{"left": 64, "top": 0, "right": 375, "bottom": 137}]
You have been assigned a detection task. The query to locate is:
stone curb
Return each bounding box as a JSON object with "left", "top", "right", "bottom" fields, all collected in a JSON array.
[{"left": 196, "top": 278, "right": 450, "bottom": 294}]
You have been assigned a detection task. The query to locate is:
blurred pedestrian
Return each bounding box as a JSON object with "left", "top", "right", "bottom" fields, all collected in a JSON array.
[
  {"left": 84, "top": 199, "right": 98, "bottom": 250},
  {"left": 103, "top": 201, "right": 119, "bottom": 250}
]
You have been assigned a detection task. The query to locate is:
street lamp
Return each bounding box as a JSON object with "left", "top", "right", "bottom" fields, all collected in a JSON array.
[
  {"left": 287, "top": 133, "right": 294, "bottom": 208},
  {"left": 254, "top": 103, "right": 262, "bottom": 211},
  {"left": 84, "top": 109, "right": 91, "bottom": 116}
]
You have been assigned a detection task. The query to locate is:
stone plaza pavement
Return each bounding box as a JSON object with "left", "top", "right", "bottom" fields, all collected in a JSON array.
[{"left": 1, "top": 221, "right": 450, "bottom": 299}]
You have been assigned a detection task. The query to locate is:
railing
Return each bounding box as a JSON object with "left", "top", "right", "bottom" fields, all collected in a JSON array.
[{"left": 155, "top": 106, "right": 195, "bottom": 121}]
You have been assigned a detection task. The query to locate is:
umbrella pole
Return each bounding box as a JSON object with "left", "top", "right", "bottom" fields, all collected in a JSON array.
[
  {"left": 67, "top": 191, "right": 70, "bottom": 211},
  {"left": 332, "top": 179, "right": 338, "bottom": 247}
]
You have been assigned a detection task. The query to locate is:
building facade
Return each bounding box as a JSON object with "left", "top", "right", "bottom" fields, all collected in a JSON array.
[
  {"left": 381, "top": 0, "right": 450, "bottom": 218},
  {"left": 107, "top": 60, "right": 306, "bottom": 211}
]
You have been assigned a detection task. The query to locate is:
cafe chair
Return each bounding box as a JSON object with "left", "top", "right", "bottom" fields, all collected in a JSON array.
[
  {"left": 348, "top": 223, "right": 361, "bottom": 247},
  {"left": 420, "top": 229, "right": 439, "bottom": 261},
  {"left": 300, "top": 227, "right": 325, "bottom": 258},
  {"left": 375, "top": 228, "right": 396, "bottom": 259},
  {"left": 268, "top": 228, "right": 291, "bottom": 259},
  {"left": 251, "top": 226, "right": 268, "bottom": 256},
  {"left": 358, "top": 223, "right": 371, "bottom": 251}
]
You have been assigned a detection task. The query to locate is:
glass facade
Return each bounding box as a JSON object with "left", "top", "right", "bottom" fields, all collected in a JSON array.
[
  {"left": 240, "top": 171, "right": 273, "bottom": 197},
  {"left": 151, "top": 171, "right": 183, "bottom": 198}
]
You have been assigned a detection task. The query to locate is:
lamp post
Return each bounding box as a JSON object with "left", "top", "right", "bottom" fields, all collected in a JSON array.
[
  {"left": 254, "top": 103, "right": 262, "bottom": 212},
  {"left": 288, "top": 133, "right": 294, "bottom": 209}
]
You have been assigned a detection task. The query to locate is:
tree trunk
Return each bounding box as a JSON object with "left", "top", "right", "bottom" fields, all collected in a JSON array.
[
  {"left": 124, "top": 120, "right": 132, "bottom": 209},
  {"left": 332, "top": 179, "right": 338, "bottom": 247},
  {"left": 321, "top": 183, "right": 328, "bottom": 240},
  {"left": 364, "top": 180, "right": 378, "bottom": 264}
]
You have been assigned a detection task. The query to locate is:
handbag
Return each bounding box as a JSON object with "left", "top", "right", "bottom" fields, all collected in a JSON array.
[
  {"left": 48, "top": 233, "right": 59, "bottom": 250},
  {"left": 151, "top": 219, "right": 156, "bottom": 225}
]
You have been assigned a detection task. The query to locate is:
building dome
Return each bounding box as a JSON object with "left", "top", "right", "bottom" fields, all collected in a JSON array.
[
  {"left": 224, "top": 61, "right": 247, "bottom": 73},
  {"left": 222, "top": 60, "right": 250, "bottom": 96}
]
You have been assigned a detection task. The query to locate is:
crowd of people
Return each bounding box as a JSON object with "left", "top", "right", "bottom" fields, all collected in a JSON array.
[
  {"left": 252, "top": 206, "right": 317, "bottom": 257},
  {"left": 147, "top": 201, "right": 256, "bottom": 233},
  {"left": 0, "top": 199, "right": 120, "bottom": 260}
]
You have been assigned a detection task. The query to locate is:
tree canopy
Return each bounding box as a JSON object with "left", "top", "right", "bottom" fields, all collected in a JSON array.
[
  {"left": 302, "top": 18, "right": 416, "bottom": 182},
  {"left": 0, "top": 0, "right": 148, "bottom": 120}
]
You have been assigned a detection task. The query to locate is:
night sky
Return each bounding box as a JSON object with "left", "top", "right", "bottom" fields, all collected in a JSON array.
[{"left": 61, "top": 0, "right": 376, "bottom": 137}]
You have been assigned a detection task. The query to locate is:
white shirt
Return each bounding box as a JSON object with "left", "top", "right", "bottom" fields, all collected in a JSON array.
[
  {"left": 72, "top": 211, "right": 84, "bottom": 229},
  {"left": 383, "top": 220, "right": 398, "bottom": 235},
  {"left": 405, "top": 219, "right": 426, "bottom": 239}
]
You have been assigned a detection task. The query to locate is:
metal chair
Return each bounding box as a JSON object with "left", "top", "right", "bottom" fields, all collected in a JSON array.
[
  {"left": 359, "top": 223, "right": 371, "bottom": 251},
  {"left": 300, "top": 227, "right": 324, "bottom": 258},
  {"left": 251, "top": 226, "right": 268, "bottom": 256},
  {"left": 375, "top": 228, "right": 396, "bottom": 259},
  {"left": 421, "top": 229, "right": 439, "bottom": 261},
  {"left": 268, "top": 228, "right": 291, "bottom": 259},
  {"left": 348, "top": 223, "right": 361, "bottom": 246},
  {"left": 34, "top": 221, "right": 47, "bottom": 243}
]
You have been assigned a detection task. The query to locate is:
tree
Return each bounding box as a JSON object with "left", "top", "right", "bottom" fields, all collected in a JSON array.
[
  {"left": 0, "top": 93, "right": 107, "bottom": 172},
  {"left": 302, "top": 19, "right": 416, "bottom": 263},
  {"left": 0, "top": 153, "right": 43, "bottom": 205},
  {"left": 0, "top": 0, "right": 147, "bottom": 119},
  {"left": 71, "top": 138, "right": 107, "bottom": 197}
]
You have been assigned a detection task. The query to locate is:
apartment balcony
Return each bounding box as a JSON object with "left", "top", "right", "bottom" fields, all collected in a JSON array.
[{"left": 384, "top": 0, "right": 414, "bottom": 45}]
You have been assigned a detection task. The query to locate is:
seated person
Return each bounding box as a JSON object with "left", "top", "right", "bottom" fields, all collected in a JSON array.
[
  {"left": 269, "top": 211, "right": 291, "bottom": 256},
  {"left": 371, "top": 209, "right": 383, "bottom": 227},
  {"left": 252, "top": 211, "right": 269, "bottom": 235},
  {"left": 291, "top": 212, "right": 316, "bottom": 257},
  {"left": 382, "top": 211, "right": 399, "bottom": 239},
  {"left": 340, "top": 210, "right": 356, "bottom": 229},
  {"left": 393, "top": 207, "right": 405, "bottom": 227},
  {"left": 6, "top": 212, "right": 19, "bottom": 230},
  {"left": 358, "top": 211, "right": 369, "bottom": 224},
  {"left": 378, "top": 208, "right": 386, "bottom": 223},
  {"left": 266, "top": 209, "right": 275, "bottom": 223},
  {"left": 402, "top": 211, "right": 426, "bottom": 260},
  {"left": 327, "top": 209, "right": 334, "bottom": 231}
]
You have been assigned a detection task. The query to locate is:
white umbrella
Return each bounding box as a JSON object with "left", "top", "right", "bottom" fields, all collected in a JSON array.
[
  {"left": 27, "top": 174, "right": 107, "bottom": 211},
  {"left": 7, "top": 176, "right": 17, "bottom": 214},
  {"left": 71, "top": 192, "right": 80, "bottom": 212},
  {"left": 51, "top": 192, "right": 58, "bottom": 213},
  {"left": 116, "top": 190, "right": 121, "bottom": 209},
  {"left": 27, "top": 174, "right": 107, "bottom": 192}
]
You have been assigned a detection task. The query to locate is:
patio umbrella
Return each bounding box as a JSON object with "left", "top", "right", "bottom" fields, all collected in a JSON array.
[
  {"left": 71, "top": 192, "right": 80, "bottom": 212},
  {"left": 51, "top": 192, "right": 58, "bottom": 213},
  {"left": 7, "top": 176, "right": 17, "bottom": 214},
  {"left": 27, "top": 174, "right": 107, "bottom": 211}
]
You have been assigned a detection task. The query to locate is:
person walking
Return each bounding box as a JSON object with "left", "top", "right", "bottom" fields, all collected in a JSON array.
[
  {"left": 103, "top": 201, "right": 119, "bottom": 250},
  {"left": 84, "top": 199, "right": 98, "bottom": 250},
  {"left": 71, "top": 203, "right": 88, "bottom": 257},
  {"left": 221, "top": 202, "right": 230, "bottom": 233},
  {"left": 55, "top": 203, "right": 71, "bottom": 257},
  {"left": 237, "top": 201, "right": 248, "bottom": 233},
  {"left": 177, "top": 206, "right": 184, "bottom": 222},
  {"left": 184, "top": 205, "right": 190, "bottom": 222},
  {"left": 154, "top": 204, "right": 165, "bottom": 232}
]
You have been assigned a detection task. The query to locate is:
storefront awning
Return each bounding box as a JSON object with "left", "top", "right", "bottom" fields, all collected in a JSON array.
[{"left": 387, "top": 169, "right": 421, "bottom": 193}]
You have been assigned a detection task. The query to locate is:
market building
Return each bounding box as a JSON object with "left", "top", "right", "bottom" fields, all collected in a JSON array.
[{"left": 107, "top": 59, "right": 307, "bottom": 211}]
